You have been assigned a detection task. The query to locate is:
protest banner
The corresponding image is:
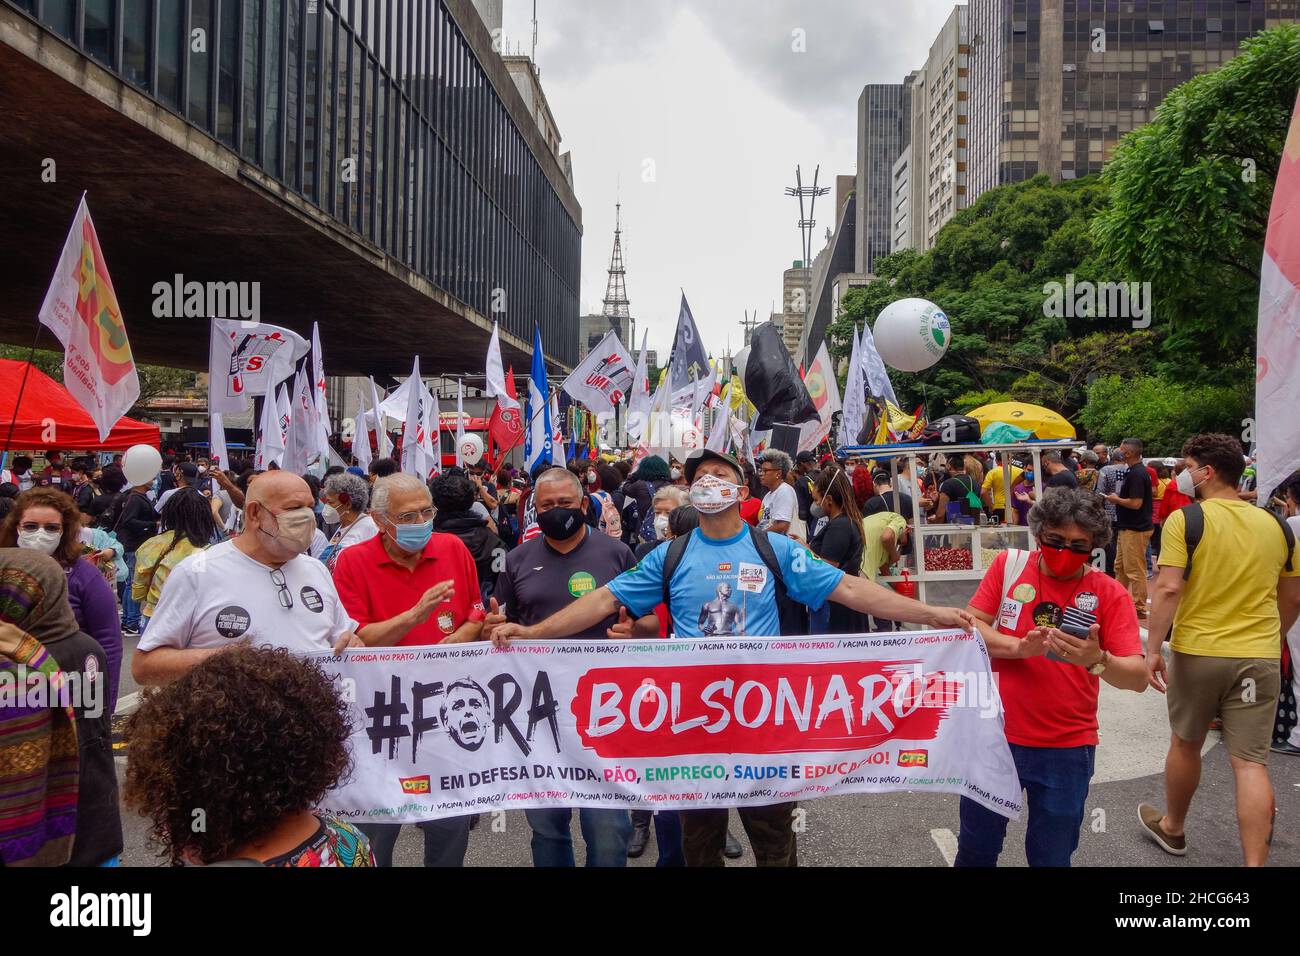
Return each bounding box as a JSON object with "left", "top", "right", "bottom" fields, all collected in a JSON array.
[{"left": 313, "top": 630, "right": 1024, "bottom": 825}]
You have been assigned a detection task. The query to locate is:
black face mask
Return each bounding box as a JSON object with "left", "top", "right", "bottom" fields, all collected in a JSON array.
[{"left": 537, "top": 506, "right": 585, "bottom": 540}]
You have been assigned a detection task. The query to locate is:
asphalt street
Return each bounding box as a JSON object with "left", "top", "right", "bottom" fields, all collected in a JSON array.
[{"left": 112, "top": 636, "right": 1300, "bottom": 868}]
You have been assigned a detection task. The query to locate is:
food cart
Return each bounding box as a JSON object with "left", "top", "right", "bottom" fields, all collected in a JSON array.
[{"left": 836, "top": 440, "right": 1086, "bottom": 608}]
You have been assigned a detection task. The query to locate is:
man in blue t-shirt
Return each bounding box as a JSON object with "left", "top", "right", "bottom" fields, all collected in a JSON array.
[{"left": 489, "top": 448, "right": 974, "bottom": 867}]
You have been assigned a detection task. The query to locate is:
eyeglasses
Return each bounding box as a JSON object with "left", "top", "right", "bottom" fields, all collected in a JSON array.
[
  {"left": 389, "top": 507, "right": 435, "bottom": 525},
  {"left": 269, "top": 568, "right": 293, "bottom": 609},
  {"left": 1040, "top": 535, "right": 1092, "bottom": 556},
  {"left": 19, "top": 522, "right": 62, "bottom": 534}
]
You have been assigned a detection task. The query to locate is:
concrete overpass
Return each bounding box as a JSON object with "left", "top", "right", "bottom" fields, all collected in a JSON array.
[{"left": 0, "top": 0, "right": 580, "bottom": 380}]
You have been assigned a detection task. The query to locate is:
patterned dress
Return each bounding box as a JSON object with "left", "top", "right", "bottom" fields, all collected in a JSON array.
[{"left": 262, "top": 815, "right": 375, "bottom": 868}]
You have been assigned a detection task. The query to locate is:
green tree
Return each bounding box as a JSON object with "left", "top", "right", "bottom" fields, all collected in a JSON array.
[
  {"left": 1093, "top": 24, "right": 1300, "bottom": 368},
  {"left": 1076, "top": 374, "right": 1252, "bottom": 455}
]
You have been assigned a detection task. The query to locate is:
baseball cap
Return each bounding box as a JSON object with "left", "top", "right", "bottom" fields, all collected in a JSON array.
[
  {"left": 683, "top": 449, "right": 744, "bottom": 484},
  {"left": 177, "top": 462, "right": 200, "bottom": 480},
  {"left": 795, "top": 451, "right": 816, "bottom": 465}
]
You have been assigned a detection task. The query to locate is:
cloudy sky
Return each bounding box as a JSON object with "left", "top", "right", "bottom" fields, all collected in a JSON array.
[{"left": 500, "top": 0, "right": 959, "bottom": 359}]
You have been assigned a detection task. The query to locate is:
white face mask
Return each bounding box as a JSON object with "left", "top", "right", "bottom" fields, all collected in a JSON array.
[
  {"left": 689, "top": 474, "right": 741, "bottom": 515},
  {"left": 670, "top": 467, "right": 683, "bottom": 481},
  {"left": 321, "top": 503, "right": 341, "bottom": 524},
  {"left": 1175, "top": 466, "right": 1206, "bottom": 499},
  {"left": 586, "top": 471, "right": 598, "bottom": 485},
  {"left": 17, "top": 528, "right": 61, "bottom": 555},
  {"left": 653, "top": 514, "right": 671, "bottom": 539}
]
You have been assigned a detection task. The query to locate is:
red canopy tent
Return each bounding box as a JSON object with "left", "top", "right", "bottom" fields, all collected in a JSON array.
[{"left": 0, "top": 358, "right": 160, "bottom": 451}]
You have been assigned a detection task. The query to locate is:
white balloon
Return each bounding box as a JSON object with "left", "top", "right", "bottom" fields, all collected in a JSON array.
[
  {"left": 873, "top": 298, "right": 952, "bottom": 372},
  {"left": 121, "top": 444, "right": 162, "bottom": 487},
  {"left": 459, "top": 433, "right": 484, "bottom": 466}
]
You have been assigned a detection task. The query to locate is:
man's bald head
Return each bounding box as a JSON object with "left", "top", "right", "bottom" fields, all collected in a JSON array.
[{"left": 246, "top": 470, "right": 313, "bottom": 511}]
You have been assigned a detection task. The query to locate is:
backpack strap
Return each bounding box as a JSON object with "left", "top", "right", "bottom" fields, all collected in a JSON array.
[
  {"left": 999, "top": 549, "right": 1032, "bottom": 605},
  {"left": 1268, "top": 510, "right": 1296, "bottom": 573},
  {"left": 746, "top": 526, "right": 789, "bottom": 603},
  {"left": 660, "top": 533, "right": 693, "bottom": 614},
  {"left": 1181, "top": 502, "right": 1204, "bottom": 581}
]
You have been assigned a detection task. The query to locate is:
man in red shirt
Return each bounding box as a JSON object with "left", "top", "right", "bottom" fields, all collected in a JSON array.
[
  {"left": 957, "top": 487, "right": 1148, "bottom": 866},
  {"left": 333, "top": 474, "right": 485, "bottom": 647},
  {"left": 331, "top": 473, "right": 485, "bottom": 867}
]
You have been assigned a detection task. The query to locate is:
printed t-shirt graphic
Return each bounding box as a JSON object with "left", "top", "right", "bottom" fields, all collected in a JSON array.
[
  {"left": 969, "top": 550, "right": 1141, "bottom": 748},
  {"left": 608, "top": 527, "right": 844, "bottom": 637},
  {"left": 137, "top": 539, "right": 356, "bottom": 654}
]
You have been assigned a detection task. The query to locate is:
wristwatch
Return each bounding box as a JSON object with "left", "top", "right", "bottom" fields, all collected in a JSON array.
[{"left": 1087, "top": 650, "right": 1110, "bottom": 676}]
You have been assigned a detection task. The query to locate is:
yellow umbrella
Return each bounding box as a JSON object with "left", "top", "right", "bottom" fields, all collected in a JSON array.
[{"left": 968, "top": 401, "right": 1076, "bottom": 439}]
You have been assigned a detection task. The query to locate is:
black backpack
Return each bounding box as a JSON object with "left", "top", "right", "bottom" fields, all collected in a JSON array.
[
  {"left": 1180, "top": 502, "right": 1295, "bottom": 580},
  {"left": 659, "top": 525, "right": 808, "bottom": 636}
]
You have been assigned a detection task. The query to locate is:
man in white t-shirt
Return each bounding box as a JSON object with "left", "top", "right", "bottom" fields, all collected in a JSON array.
[
  {"left": 756, "top": 449, "right": 798, "bottom": 535},
  {"left": 133, "top": 471, "right": 363, "bottom": 686}
]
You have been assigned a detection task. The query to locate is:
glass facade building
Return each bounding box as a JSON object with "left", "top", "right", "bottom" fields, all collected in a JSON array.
[
  {"left": 6, "top": 0, "right": 582, "bottom": 365},
  {"left": 855, "top": 83, "right": 911, "bottom": 276},
  {"left": 967, "top": 0, "right": 1300, "bottom": 204}
]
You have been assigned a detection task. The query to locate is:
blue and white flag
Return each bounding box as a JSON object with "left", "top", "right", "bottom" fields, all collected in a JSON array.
[
  {"left": 861, "top": 321, "right": 899, "bottom": 406},
  {"left": 524, "top": 325, "right": 553, "bottom": 473}
]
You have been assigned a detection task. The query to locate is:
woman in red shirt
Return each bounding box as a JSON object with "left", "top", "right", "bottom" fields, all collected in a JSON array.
[{"left": 957, "top": 487, "right": 1149, "bottom": 867}]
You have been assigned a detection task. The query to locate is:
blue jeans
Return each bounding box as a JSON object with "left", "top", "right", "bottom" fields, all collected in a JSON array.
[
  {"left": 524, "top": 807, "right": 631, "bottom": 867},
  {"left": 119, "top": 551, "right": 141, "bottom": 630},
  {"left": 955, "top": 743, "right": 1095, "bottom": 868},
  {"left": 653, "top": 810, "right": 685, "bottom": 867}
]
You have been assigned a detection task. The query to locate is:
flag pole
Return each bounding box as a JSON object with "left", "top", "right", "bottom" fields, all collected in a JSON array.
[{"left": 5, "top": 191, "right": 90, "bottom": 471}]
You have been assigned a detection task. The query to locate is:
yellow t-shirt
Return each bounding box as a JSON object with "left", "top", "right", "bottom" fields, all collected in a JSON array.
[
  {"left": 981, "top": 465, "right": 1024, "bottom": 510},
  {"left": 1159, "top": 499, "right": 1300, "bottom": 658},
  {"left": 861, "top": 512, "right": 908, "bottom": 582}
]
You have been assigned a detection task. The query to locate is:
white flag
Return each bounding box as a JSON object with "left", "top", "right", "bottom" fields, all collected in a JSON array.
[
  {"left": 705, "top": 390, "right": 733, "bottom": 453},
  {"left": 485, "top": 322, "right": 520, "bottom": 412},
  {"left": 353, "top": 389, "right": 372, "bottom": 474},
  {"left": 255, "top": 387, "right": 286, "bottom": 470},
  {"left": 285, "top": 367, "right": 316, "bottom": 474},
  {"left": 369, "top": 377, "right": 390, "bottom": 458},
  {"left": 37, "top": 196, "right": 140, "bottom": 441},
  {"left": 861, "top": 320, "right": 899, "bottom": 406},
  {"left": 311, "top": 322, "right": 332, "bottom": 450},
  {"left": 627, "top": 330, "right": 652, "bottom": 443},
  {"left": 208, "top": 318, "right": 309, "bottom": 413},
  {"left": 397, "top": 358, "right": 439, "bottom": 478},
  {"left": 561, "top": 329, "right": 635, "bottom": 411},
  {"left": 550, "top": 393, "right": 567, "bottom": 468},
  {"left": 209, "top": 411, "right": 229, "bottom": 471},
  {"left": 839, "top": 325, "right": 866, "bottom": 446},
  {"left": 276, "top": 385, "right": 292, "bottom": 454},
  {"left": 799, "top": 342, "right": 842, "bottom": 454},
  {"left": 455, "top": 380, "right": 467, "bottom": 468}
]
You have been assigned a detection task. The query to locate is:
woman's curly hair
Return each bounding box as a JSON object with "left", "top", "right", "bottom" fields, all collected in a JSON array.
[{"left": 123, "top": 646, "right": 353, "bottom": 865}]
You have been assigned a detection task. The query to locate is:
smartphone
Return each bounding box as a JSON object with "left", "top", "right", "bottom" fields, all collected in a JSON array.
[{"left": 1047, "top": 620, "right": 1092, "bottom": 664}]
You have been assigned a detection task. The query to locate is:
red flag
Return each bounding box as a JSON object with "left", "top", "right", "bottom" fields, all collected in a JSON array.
[{"left": 488, "top": 366, "right": 524, "bottom": 467}]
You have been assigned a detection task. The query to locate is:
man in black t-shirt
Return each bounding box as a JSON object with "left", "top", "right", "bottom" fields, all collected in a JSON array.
[
  {"left": 863, "top": 471, "right": 915, "bottom": 521},
  {"left": 1043, "top": 451, "right": 1079, "bottom": 489},
  {"left": 482, "top": 467, "right": 657, "bottom": 868},
  {"left": 1105, "top": 437, "right": 1154, "bottom": 619},
  {"left": 932, "top": 454, "right": 980, "bottom": 521}
]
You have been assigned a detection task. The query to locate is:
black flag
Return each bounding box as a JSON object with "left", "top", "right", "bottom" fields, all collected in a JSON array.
[
  {"left": 744, "top": 321, "right": 817, "bottom": 430},
  {"left": 668, "top": 294, "right": 711, "bottom": 392}
]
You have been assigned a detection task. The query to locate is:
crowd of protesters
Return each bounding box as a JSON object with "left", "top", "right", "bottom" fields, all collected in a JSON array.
[{"left": 1, "top": 430, "right": 1296, "bottom": 871}]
